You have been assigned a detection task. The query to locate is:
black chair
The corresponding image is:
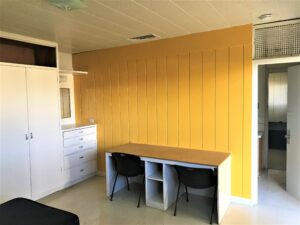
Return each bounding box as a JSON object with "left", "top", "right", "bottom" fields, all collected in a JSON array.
[
  {"left": 173, "top": 166, "right": 217, "bottom": 224},
  {"left": 110, "top": 152, "right": 145, "bottom": 208}
]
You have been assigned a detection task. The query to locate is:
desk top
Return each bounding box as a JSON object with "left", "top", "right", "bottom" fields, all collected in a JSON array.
[{"left": 106, "top": 143, "right": 230, "bottom": 166}]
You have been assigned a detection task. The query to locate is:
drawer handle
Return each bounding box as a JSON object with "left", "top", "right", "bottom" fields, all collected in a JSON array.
[
  {"left": 79, "top": 146, "right": 84, "bottom": 149},
  {"left": 79, "top": 138, "right": 84, "bottom": 141},
  {"left": 80, "top": 169, "right": 84, "bottom": 172},
  {"left": 79, "top": 156, "right": 84, "bottom": 159},
  {"left": 79, "top": 131, "right": 84, "bottom": 133}
]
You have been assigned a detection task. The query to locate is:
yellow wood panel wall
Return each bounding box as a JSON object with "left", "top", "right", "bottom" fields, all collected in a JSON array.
[{"left": 73, "top": 24, "right": 252, "bottom": 198}]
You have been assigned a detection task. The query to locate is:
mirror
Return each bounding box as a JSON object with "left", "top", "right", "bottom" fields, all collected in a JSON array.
[{"left": 60, "top": 88, "right": 71, "bottom": 118}]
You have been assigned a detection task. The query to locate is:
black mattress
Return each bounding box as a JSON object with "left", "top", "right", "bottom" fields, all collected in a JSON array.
[{"left": 0, "top": 198, "right": 80, "bottom": 225}]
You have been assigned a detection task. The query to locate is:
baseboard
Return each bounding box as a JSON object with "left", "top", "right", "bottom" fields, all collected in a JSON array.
[{"left": 231, "top": 196, "right": 255, "bottom": 205}]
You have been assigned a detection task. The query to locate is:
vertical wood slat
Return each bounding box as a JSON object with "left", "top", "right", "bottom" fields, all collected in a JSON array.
[
  {"left": 111, "top": 64, "right": 121, "bottom": 147},
  {"left": 166, "top": 55, "right": 179, "bottom": 146},
  {"left": 80, "top": 75, "right": 89, "bottom": 123},
  {"left": 178, "top": 54, "right": 190, "bottom": 148},
  {"left": 229, "top": 46, "right": 244, "bottom": 197},
  {"left": 87, "top": 70, "right": 96, "bottom": 121},
  {"left": 147, "top": 58, "right": 158, "bottom": 145},
  {"left": 103, "top": 65, "right": 113, "bottom": 149},
  {"left": 203, "top": 50, "right": 216, "bottom": 150},
  {"left": 95, "top": 65, "right": 105, "bottom": 171},
  {"left": 127, "top": 61, "right": 138, "bottom": 143},
  {"left": 73, "top": 75, "right": 82, "bottom": 124},
  {"left": 216, "top": 48, "right": 229, "bottom": 152},
  {"left": 156, "top": 56, "right": 168, "bottom": 145},
  {"left": 119, "top": 61, "right": 129, "bottom": 144},
  {"left": 136, "top": 59, "right": 148, "bottom": 143},
  {"left": 243, "top": 44, "right": 252, "bottom": 198},
  {"left": 190, "top": 52, "right": 203, "bottom": 149}
]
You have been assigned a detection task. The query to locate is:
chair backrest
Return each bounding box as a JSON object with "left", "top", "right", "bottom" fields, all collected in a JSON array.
[
  {"left": 175, "top": 166, "right": 216, "bottom": 189},
  {"left": 112, "top": 153, "right": 143, "bottom": 177}
]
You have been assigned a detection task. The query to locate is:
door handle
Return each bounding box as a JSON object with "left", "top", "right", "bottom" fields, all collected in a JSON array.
[
  {"left": 285, "top": 130, "right": 290, "bottom": 144},
  {"left": 25, "top": 134, "right": 29, "bottom": 140},
  {"left": 30, "top": 133, "right": 33, "bottom": 139}
]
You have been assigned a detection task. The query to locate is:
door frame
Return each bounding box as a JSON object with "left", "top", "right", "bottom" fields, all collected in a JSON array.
[{"left": 252, "top": 56, "right": 300, "bottom": 204}]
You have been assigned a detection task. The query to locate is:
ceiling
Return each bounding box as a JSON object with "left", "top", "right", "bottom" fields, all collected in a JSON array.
[{"left": 0, "top": 0, "right": 299, "bottom": 53}]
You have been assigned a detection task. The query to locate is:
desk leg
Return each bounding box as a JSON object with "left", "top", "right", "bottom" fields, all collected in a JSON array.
[
  {"left": 217, "top": 156, "right": 231, "bottom": 224},
  {"left": 105, "top": 153, "right": 127, "bottom": 197}
]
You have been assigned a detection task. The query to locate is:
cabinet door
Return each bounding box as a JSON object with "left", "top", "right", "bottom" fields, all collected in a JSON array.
[
  {"left": 0, "top": 65, "right": 31, "bottom": 202},
  {"left": 26, "top": 67, "right": 62, "bottom": 199}
]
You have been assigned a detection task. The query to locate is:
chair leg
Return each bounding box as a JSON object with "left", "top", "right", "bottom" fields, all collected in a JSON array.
[
  {"left": 210, "top": 185, "right": 217, "bottom": 224},
  {"left": 185, "top": 185, "right": 189, "bottom": 202},
  {"left": 173, "top": 181, "right": 181, "bottom": 216},
  {"left": 110, "top": 172, "right": 119, "bottom": 201},
  {"left": 137, "top": 175, "right": 145, "bottom": 208},
  {"left": 126, "top": 176, "right": 130, "bottom": 191}
]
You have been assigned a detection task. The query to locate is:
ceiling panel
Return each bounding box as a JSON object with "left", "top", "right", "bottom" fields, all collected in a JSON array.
[
  {"left": 99, "top": 0, "right": 189, "bottom": 36},
  {"left": 0, "top": 0, "right": 299, "bottom": 53},
  {"left": 136, "top": 0, "right": 208, "bottom": 33},
  {"left": 172, "top": 0, "right": 229, "bottom": 30}
]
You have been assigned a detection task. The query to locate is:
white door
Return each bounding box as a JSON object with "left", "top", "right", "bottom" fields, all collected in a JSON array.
[
  {"left": 287, "top": 65, "right": 300, "bottom": 200},
  {"left": 26, "top": 67, "right": 62, "bottom": 199},
  {"left": 0, "top": 65, "right": 31, "bottom": 202}
]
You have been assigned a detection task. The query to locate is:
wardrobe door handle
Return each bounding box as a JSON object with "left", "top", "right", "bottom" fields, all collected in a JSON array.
[
  {"left": 30, "top": 133, "right": 33, "bottom": 139},
  {"left": 25, "top": 134, "right": 29, "bottom": 140}
]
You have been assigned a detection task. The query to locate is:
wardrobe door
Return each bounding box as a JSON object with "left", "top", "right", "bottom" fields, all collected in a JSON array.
[
  {"left": 0, "top": 65, "right": 31, "bottom": 202},
  {"left": 26, "top": 67, "right": 62, "bottom": 199}
]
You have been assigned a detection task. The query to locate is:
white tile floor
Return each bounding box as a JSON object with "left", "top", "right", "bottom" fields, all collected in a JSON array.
[{"left": 40, "top": 172, "right": 300, "bottom": 225}]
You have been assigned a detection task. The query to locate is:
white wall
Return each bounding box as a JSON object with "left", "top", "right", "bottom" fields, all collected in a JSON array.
[
  {"left": 258, "top": 65, "right": 269, "bottom": 168},
  {"left": 58, "top": 52, "right": 73, "bottom": 70},
  {"left": 258, "top": 66, "right": 267, "bottom": 132},
  {"left": 58, "top": 52, "right": 76, "bottom": 125}
]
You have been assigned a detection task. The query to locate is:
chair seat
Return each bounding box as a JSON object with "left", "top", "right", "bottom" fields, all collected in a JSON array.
[{"left": 0, "top": 198, "right": 80, "bottom": 225}]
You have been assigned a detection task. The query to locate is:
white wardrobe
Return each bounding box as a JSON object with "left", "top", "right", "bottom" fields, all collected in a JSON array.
[{"left": 0, "top": 64, "right": 62, "bottom": 202}]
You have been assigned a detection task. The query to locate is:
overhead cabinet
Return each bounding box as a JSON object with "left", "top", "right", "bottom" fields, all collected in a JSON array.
[{"left": 0, "top": 64, "right": 62, "bottom": 202}]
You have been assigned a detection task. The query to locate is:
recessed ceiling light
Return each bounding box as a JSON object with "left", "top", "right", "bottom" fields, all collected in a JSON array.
[
  {"left": 48, "top": 0, "right": 87, "bottom": 11},
  {"left": 258, "top": 13, "right": 273, "bottom": 21}
]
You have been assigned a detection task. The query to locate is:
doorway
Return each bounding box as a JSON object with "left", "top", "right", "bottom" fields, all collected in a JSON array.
[{"left": 255, "top": 60, "right": 300, "bottom": 207}]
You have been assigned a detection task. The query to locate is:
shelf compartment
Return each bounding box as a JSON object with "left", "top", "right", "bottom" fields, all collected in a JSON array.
[
  {"left": 146, "top": 161, "right": 163, "bottom": 181},
  {"left": 146, "top": 179, "right": 164, "bottom": 210}
]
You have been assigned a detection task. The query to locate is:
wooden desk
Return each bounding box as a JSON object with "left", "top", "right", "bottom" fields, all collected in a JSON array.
[{"left": 106, "top": 143, "right": 231, "bottom": 224}]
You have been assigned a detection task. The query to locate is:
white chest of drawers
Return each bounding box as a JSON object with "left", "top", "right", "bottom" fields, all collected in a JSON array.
[{"left": 61, "top": 124, "right": 97, "bottom": 187}]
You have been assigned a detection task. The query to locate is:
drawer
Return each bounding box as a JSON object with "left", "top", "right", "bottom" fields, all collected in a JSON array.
[
  {"left": 64, "top": 160, "right": 97, "bottom": 184},
  {"left": 64, "top": 126, "right": 96, "bottom": 139},
  {"left": 64, "top": 149, "right": 97, "bottom": 169},
  {"left": 64, "top": 141, "right": 97, "bottom": 156},
  {"left": 63, "top": 133, "right": 97, "bottom": 147}
]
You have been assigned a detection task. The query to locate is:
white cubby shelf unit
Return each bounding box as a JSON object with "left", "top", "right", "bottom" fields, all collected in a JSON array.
[{"left": 145, "top": 158, "right": 178, "bottom": 211}]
